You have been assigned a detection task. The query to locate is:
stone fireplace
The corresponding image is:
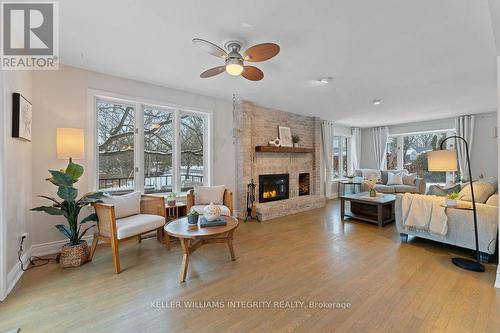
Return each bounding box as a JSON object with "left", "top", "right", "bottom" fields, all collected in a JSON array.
[
  {"left": 235, "top": 101, "right": 325, "bottom": 220},
  {"left": 259, "top": 173, "right": 289, "bottom": 203}
]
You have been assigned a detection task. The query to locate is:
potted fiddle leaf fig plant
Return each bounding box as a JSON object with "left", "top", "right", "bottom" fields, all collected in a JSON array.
[{"left": 31, "top": 161, "right": 105, "bottom": 267}]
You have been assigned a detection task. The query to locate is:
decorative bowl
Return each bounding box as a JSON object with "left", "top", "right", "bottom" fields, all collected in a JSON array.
[{"left": 203, "top": 202, "right": 221, "bottom": 221}]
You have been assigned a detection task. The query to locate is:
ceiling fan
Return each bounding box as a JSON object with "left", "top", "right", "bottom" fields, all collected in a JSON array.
[{"left": 192, "top": 38, "right": 280, "bottom": 81}]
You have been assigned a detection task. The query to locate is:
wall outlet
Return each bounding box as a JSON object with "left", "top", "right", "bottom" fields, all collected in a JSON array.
[{"left": 19, "top": 232, "right": 29, "bottom": 252}]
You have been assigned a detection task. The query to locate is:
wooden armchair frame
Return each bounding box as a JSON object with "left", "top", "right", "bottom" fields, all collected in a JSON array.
[
  {"left": 186, "top": 189, "right": 233, "bottom": 215},
  {"left": 89, "top": 194, "right": 167, "bottom": 273}
]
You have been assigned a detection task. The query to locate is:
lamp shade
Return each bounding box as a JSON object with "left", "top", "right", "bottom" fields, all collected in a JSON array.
[
  {"left": 56, "top": 128, "right": 84, "bottom": 159},
  {"left": 427, "top": 149, "right": 458, "bottom": 172}
]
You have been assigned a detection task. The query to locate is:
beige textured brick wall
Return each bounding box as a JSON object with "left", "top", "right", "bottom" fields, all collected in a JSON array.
[{"left": 235, "top": 101, "right": 325, "bottom": 220}]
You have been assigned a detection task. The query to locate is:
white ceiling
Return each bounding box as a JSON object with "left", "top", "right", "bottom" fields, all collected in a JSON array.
[{"left": 60, "top": 0, "right": 497, "bottom": 127}]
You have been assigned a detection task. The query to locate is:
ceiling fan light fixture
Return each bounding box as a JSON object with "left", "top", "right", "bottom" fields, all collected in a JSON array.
[{"left": 225, "top": 58, "right": 244, "bottom": 76}]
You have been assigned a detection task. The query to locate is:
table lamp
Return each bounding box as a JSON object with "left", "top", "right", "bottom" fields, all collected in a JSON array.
[
  {"left": 427, "top": 136, "right": 484, "bottom": 272},
  {"left": 56, "top": 128, "right": 85, "bottom": 162}
]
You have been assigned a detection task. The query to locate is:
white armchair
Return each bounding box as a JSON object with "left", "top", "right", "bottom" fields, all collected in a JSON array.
[
  {"left": 89, "top": 192, "right": 166, "bottom": 273},
  {"left": 186, "top": 185, "right": 233, "bottom": 216}
]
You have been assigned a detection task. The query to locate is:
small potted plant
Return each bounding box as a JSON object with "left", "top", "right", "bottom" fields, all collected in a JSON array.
[
  {"left": 447, "top": 192, "right": 460, "bottom": 206},
  {"left": 187, "top": 208, "right": 199, "bottom": 225},
  {"left": 292, "top": 135, "right": 300, "bottom": 148},
  {"left": 31, "top": 161, "right": 104, "bottom": 267},
  {"left": 166, "top": 192, "right": 177, "bottom": 206}
]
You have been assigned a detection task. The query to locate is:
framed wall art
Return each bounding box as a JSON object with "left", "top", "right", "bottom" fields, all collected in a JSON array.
[
  {"left": 278, "top": 126, "right": 292, "bottom": 147},
  {"left": 12, "top": 93, "right": 32, "bottom": 141}
]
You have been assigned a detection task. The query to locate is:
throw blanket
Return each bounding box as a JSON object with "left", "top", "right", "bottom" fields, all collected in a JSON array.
[{"left": 401, "top": 193, "right": 448, "bottom": 236}]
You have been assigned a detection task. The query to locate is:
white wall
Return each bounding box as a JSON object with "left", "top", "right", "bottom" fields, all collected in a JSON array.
[
  {"left": 1, "top": 70, "right": 33, "bottom": 300},
  {"left": 30, "top": 66, "right": 235, "bottom": 250},
  {"left": 359, "top": 113, "right": 498, "bottom": 180}
]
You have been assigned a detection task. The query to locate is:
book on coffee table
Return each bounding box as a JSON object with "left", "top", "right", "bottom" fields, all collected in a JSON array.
[{"left": 199, "top": 216, "right": 227, "bottom": 228}]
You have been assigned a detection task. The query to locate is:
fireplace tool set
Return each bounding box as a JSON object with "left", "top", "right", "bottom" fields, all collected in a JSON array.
[{"left": 245, "top": 179, "right": 259, "bottom": 222}]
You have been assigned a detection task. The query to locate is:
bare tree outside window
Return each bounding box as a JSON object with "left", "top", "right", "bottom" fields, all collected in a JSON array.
[
  {"left": 144, "top": 107, "right": 174, "bottom": 193},
  {"left": 96, "top": 97, "right": 207, "bottom": 194},
  {"left": 180, "top": 113, "right": 204, "bottom": 191},
  {"left": 97, "top": 100, "right": 135, "bottom": 191}
]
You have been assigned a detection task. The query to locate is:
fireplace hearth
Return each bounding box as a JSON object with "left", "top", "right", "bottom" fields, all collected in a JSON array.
[{"left": 259, "top": 174, "right": 289, "bottom": 203}]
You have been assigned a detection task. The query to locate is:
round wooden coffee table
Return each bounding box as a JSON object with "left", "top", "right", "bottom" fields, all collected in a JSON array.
[{"left": 164, "top": 215, "right": 239, "bottom": 282}]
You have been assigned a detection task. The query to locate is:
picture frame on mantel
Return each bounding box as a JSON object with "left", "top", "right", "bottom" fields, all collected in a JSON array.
[
  {"left": 278, "top": 126, "right": 292, "bottom": 147},
  {"left": 12, "top": 93, "right": 32, "bottom": 141}
]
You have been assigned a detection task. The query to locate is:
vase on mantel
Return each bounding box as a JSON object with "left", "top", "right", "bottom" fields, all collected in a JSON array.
[{"left": 293, "top": 143, "right": 298, "bottom": 148}]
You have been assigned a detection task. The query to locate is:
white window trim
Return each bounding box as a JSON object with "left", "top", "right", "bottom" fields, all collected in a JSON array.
[{"left": 87, "top": 89, "right": 213, "bottom": 195}]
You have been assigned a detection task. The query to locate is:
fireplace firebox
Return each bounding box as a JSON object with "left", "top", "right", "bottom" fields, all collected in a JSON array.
[{"left": 259, "top": 174, "right": 289, "bottom": 203}]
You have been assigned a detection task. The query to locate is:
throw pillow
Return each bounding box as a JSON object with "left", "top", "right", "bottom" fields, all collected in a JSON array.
[
  {"left": 426, "top": 184, "right": 461, "bottom": 196},
  {"left": 381, "top": 170, "right": 408, "bottom": 184},
  {"left": 485, "top": 194, "right": 498, "bottom": 207},
  {"left": 194, "top": 185, "right": 225, "bottom": 205},
  {"left": 101, "top": 191, "right": 141, "bottom": 219},
  {"left": 459, "top": 181, "right": 497, "bottom": 203},
  {"left": 387, "top": 172, "right": 403, "bottom": 185},
  {"left": 402, "top": 173, "right": 417, "bottom": 186}
]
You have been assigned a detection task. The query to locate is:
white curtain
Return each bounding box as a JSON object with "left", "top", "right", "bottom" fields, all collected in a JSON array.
[
  {"left": 373, "top": 127, "right": 389, "bottom": 170},
  {"left": 350, "top": 127, "right": 361, "bottom": 174},
  {"left": 321, "top": 121, "right": 334, "bottom": 198},
  {"left": 455, "top": 115, "right": 475, "bottom": 181}
]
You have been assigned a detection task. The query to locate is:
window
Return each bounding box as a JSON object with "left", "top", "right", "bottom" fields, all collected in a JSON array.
[
  {"left": 95, "top": 95, "right": 210, "bottom": 194},
  {"left": 180, "top": 112, "right": 205, "bottom": 191},
  {"left": 97, "top": 100, "right": 135, "bottom": 190},
  {"left": 386, "top": 130, "right": 457, "bottom": 185},
  {"left": 143, "top": 107, "right": 174, "bottom": 193},
  {"left": 386, "top": 136, "right": 398, "bottom": 170},
  {"left": 332, "top": 136, "right": 349, "bottom": 180}
]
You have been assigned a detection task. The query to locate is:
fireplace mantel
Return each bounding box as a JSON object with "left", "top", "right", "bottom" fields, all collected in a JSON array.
[{"left": 255, "top": 146, "right": 314, "bottom": 153}]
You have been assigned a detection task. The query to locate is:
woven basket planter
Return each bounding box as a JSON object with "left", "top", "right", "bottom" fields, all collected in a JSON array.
[{"left": 60, "top": 241, "right": 89, "bottom": 267}]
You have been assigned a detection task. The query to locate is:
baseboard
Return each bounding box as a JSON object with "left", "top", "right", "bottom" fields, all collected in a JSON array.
[
  {"left": 5, "top": 247, "right": 32, "bottom": 298},
  {"left": 4, "top": 235, "right": 94, "bottom": 300}
]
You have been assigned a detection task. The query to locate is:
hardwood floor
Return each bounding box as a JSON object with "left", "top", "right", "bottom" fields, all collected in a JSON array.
[{"left": 1, "top": 200, "right": 499, "bottom": 333}]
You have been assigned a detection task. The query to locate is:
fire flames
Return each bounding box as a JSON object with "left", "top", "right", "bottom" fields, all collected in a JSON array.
[{"left": 263, "top": 190, "right": 277, "bottom": 199}]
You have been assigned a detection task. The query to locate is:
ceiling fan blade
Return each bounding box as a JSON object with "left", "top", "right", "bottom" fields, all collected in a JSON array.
[
  {"left": 242, "top": 66, "right": 264, "bottom": 81},
  {"left": 192, "top": 38, "right": 228, "bottom": 59},
  {"left": 200, "top": 66, "right": 226, "bottom": 78},
  {"left": 243, "top": 43, "right": 280, "bottom": 62}
]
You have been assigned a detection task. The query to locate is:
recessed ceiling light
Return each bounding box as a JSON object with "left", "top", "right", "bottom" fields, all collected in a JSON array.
[
  {"left": 372, "top": 99, "right": 383, "bottom": 105},
  {"left": 318, "top": 77, "right": 333, "bottom": 84},
  {"left": 241, "top": 22, "right": 253, "bottom": 28}
]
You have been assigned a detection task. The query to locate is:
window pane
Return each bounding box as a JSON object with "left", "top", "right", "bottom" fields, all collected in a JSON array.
[
  {"left": 332, "top": 136, "right": 340, "bottom": 179},
  {"left": 97, "top": 100, "right": 135, "bottom": 191},
  {"left": 386, "top": 137, "right": 398, "bottom": 170},
  {"left": 403, "top": 132, "right": 448, "bottom": 185},
  {"left": 144, "top": 107, "right": 173, "bottom": 194},
  {"left": 342, "top": 138, "right": 348, "bottom": 177},
  {"left": 180, "top": 113, "right": 205, "bottom": 191}
]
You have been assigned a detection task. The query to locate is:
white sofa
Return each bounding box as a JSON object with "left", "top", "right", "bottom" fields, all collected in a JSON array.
[
  {"left": 395, "top": 191, "right": 498, "bottom": 262},
  {"left": 355, "top": 169, "right": 426, "bottom": 194}
]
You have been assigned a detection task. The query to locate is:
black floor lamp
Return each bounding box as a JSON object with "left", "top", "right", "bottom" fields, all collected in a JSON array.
[{"left": 427, "top": 135, "right": 485, "bottom": 272}]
